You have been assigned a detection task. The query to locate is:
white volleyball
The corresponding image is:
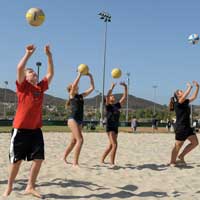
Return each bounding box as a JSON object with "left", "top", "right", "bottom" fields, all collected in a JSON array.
[{"left": 188, "top": 34, "right": 199, "bottom": 45}]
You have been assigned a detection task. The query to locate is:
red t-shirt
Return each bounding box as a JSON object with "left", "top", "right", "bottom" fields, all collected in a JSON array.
[{"left": 13, "top": 78, "right": 48, "bottom": 129}]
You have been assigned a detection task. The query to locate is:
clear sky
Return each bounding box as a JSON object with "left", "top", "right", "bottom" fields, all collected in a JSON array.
[{"left": 1, "top": 0, "right": 200, "bottom": 105}]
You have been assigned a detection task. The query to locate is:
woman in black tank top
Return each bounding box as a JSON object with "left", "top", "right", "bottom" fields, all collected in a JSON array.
[
  {"left": 63, "top": 72, "right": 94, "bottom": 167},
  {"left": 168, "top": 81, "right": 199, "bottom": 166},
  {"left": 101, "top": 82, "right": 127, "bottom": 167}
]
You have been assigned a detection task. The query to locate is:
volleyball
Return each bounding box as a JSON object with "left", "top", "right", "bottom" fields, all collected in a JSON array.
[
  {"left": 111, "top": 68, "right": 122, "bottom": 79},
  {"left": 26, "top": 8, "right": 45, "bottom": 27},
  {"left": 188, "top": 34, "right": 199, "bottom": 45},
  {"left": 77, "top": 64, "right": 89, "bottom": 75}
]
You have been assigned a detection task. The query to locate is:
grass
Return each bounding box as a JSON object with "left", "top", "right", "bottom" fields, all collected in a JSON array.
[
  {"left": 0, "top": 126, "right": 69, "bottom": 133},
  {"left": 0, "top": 125, "right": 170, "bottom": 133}
]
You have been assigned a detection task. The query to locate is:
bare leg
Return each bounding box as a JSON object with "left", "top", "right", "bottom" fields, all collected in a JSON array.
[
  {"left": 170, "top": 140, "right": 184, "bottom": 165},
  {"left": 178, "top": 135, "right": 199, "bottom": 162},
  {"left": 109, "top": 132, "right": 118, "bottom": 165},
  {"left": 101, "top": 133, "right": 112, "bottom": 163},
  {"left": 24, "top": 159, "right": 43, "bottom": 198},
  {"left": 63, "top": 135, "right": 76, "bottom": 164},
  {"left": 3, "top": 160, "right": 22, "bottom": 196},
  {"left": 73, "top": 124, "right": 83, "bottom": 166},
  {"left": 68, "top": 120, "right": 83, "bottom": 166}
]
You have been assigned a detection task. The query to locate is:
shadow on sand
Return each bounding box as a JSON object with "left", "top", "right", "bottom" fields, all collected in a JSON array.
[
  {"left": 43, "top": 183, "right": 168, "bottom": 199},
  {"left": 1, "top": 178, "right": 170, "bottom": 199},
  {"left": 104, "top": 163, "right": 169, "bottom": 171},
  {"left": 38, "top": 178, "right": 108, "bottom": 191}
]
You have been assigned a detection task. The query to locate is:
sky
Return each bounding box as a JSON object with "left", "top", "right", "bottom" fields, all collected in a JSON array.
[{"left": 1, "top": 0, "right": 200, "bottom": 105}]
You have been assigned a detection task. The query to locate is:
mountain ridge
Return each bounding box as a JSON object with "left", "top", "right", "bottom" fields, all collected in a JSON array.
[{"left": 0, "top": 88, "right": 165, "bottom": 110}]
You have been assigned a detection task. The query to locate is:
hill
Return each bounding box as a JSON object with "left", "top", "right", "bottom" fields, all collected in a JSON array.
[
  {"left": 85, "top": 93, "right": 164, "bottom": 110},
  {"left": 0, "top": 88, "right": 65, "bottom": 106},
  {"left": 0, "top": 88, "right": 165, "bottom": 110}
]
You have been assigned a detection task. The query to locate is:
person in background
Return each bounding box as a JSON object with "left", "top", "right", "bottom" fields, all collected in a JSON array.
[
  {"left": 131, "top": 117, "right": 138, "bottom": 132},
  {"left": 152, "top": 116, "right": 158, "bottom": 133},
  {"left": 167, "top": 120, "right": 172, "bottom": 132}
]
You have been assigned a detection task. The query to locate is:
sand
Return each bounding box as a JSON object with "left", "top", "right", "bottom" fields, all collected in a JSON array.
[{"left": 0, "top": 132, "right": 200, "bottom": 200}]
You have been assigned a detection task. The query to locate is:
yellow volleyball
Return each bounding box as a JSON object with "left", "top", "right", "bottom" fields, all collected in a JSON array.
[
  {"left": 26, "top": 8, "right": 45, "bottom": 27},
  {"left": 111, "top": 68, "right": 122, "bottom": 79},
  {"left": 77, "top": 64, "right": 89, "bottom": 75}
]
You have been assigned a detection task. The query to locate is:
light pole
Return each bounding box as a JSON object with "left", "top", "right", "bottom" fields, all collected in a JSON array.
[
  {"left": 4, "top": 81, "right": 8, "bottom": 119},
  {"left": 95, "top": 90, "right": 100, "bottom": 112},
  {"left": 126, "top": 72, "right": 130, "bottom": 122},
  {"left": 152, "top": 85, "right": 157, "bottom": 116},
  {"left": 36, "top": 62, "right": 42, "bottom": 82},
  {"left": 98, "top": 11, "right": 111, "bottom": 126},
  {"left": 95, "top": 90, "right": 101, "bottom": 120}
]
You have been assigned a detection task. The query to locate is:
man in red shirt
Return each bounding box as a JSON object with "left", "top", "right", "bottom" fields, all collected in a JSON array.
[{"left": 3, "top": 44, "right": 54, "bottom": 198}]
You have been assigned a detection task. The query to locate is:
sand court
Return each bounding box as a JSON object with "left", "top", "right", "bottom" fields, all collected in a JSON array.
[{"left": 1, "top": 132, "right": 200, "bottom": 200}]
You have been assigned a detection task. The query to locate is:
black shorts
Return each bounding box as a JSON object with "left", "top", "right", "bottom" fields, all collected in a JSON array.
[
  {"left": 106, "top": 126, "right": 118, "bottom": 134},
  {"left": 9, "top": 128, "right": 44, "bottom": 163},
  {"left": 175, "top": 127, "right": 195, "bottom": 141},
  {"left": 68, "top": 117, "right": 83, "bottom": 125}
]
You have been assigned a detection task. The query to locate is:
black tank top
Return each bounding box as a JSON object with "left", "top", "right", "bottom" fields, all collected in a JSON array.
[
  {"left": 174, "top": 99, "right": 190, "bottom": 128},
  {"left": 106, "top": 102, "right": 121, "bottom": 127},
  {"left": 68, "top": 94, "right": 84, "bottom": 121}
]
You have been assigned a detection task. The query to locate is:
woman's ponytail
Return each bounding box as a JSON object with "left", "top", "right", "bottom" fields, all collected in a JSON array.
[
  {"left": 65, "top": 85, "right": 72, "bottom": 109},
  {"left": 169, "top": 97, "right": 175, "bottom": 111}
]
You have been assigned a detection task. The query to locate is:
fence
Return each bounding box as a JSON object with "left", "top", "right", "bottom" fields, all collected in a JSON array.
[{"left": 0, "top": 119, "right": 168, "bottom": 127}]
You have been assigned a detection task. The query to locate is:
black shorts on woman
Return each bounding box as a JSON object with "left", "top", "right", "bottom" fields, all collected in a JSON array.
[
  {"left": 175, "top": 126, "right": 195, "bottom": 141},
  {"left": 174, "top": 99, "right": 196, "bottom": 141}
]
